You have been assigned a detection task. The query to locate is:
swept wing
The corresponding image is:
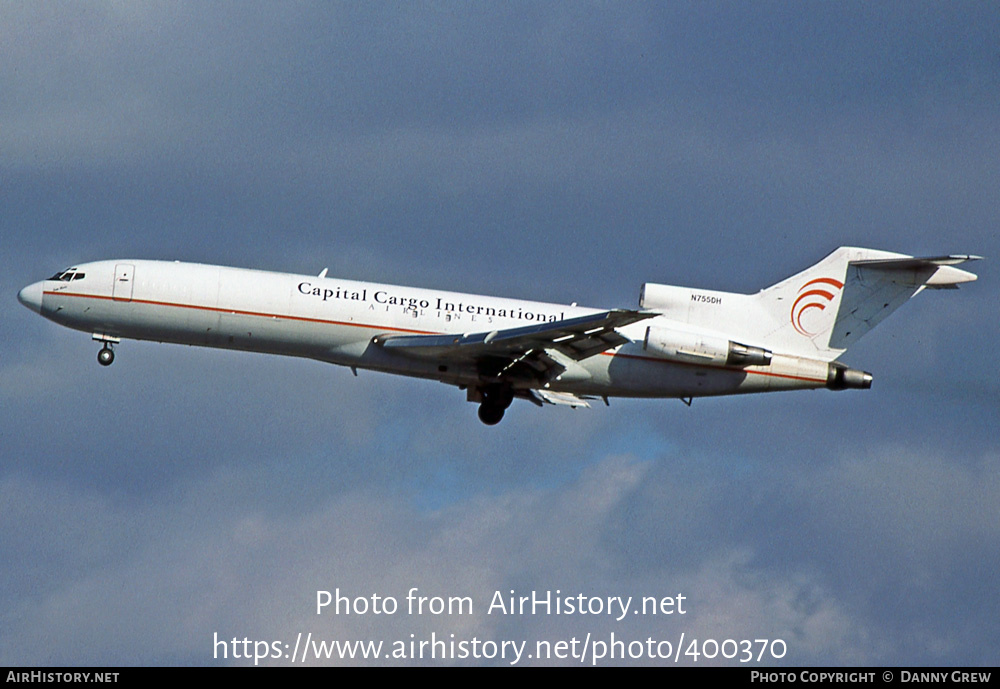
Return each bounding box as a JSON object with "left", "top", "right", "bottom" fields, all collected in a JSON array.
[{"left": 373, "top": 309, "right": 654, "bottom": 381}]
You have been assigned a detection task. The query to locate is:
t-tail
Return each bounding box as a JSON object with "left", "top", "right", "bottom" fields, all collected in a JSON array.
[{"left": 639, "top": 247, "right": 980, "bottom": 368}]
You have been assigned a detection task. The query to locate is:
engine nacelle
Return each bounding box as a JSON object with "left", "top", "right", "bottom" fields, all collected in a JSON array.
[
  {"left": 643, "top": 327, "right": 772, "bottom": 367},
  {"left": 826, "top": 362, "right": 873, "bottom": 390}
]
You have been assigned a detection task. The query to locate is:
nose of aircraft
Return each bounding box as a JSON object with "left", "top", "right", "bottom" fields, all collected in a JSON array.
[{"left": 17, "top": 281, "right": 44, "bottom": 314}]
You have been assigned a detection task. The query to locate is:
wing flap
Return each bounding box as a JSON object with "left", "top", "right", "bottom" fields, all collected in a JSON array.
[{"left": 529, "top": 389, "right": 594, "bottom": 408}]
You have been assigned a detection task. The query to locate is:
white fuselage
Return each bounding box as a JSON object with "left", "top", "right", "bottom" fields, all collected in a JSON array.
[{"left": 20, "top": 259, "right": 834, "bottom": 400}]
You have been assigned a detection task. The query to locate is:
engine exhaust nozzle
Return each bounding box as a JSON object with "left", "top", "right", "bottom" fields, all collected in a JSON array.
[{"left": 827, "top": 363, "right": 873, "bottom": 390}]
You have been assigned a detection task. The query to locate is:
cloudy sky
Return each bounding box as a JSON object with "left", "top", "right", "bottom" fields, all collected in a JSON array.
[{"left": 2, "top": 2, "right": 997, "bottom": 666}]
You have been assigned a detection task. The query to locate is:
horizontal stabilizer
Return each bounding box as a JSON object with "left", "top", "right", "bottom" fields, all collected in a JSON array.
[
  {"left": 852, "top": 254, "right": 981, "bottom": 268},
  {"left": 850, "top": 254, "right": 980, "bottom": 288}
]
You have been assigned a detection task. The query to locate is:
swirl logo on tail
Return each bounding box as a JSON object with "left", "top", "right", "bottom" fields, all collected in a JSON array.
[{"left": 791, "top": 277, "right": 844, "bottom": 336}]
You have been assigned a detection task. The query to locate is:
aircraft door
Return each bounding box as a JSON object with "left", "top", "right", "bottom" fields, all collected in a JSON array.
[{"left": 112, "top": 264, "right": 135, "bottom": 302}]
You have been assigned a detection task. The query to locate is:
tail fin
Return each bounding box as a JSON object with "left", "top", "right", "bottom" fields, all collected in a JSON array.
[
  {"left": 639, "top": 247, "right": 980, "bottom": 362},
  {"left": 756, "top": 247, "right": 979, "bottom": 360}
]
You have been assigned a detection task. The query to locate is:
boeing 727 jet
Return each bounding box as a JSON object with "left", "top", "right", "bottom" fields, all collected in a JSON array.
[{"left": 18, "top": 247, "right": 978, "bottom": 424}]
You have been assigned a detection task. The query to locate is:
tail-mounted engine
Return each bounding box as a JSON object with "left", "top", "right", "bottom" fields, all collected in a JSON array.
[
  {"left": 643, "top": 326, "right": 772, "bottom": 367},
  {"left": 826, "top": 362, "right": 873, "bottom": 390}
]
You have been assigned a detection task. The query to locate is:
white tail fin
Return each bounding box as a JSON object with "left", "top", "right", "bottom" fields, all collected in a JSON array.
[{"left": 639, "top": 247, "right": 979, "bottom": 362}]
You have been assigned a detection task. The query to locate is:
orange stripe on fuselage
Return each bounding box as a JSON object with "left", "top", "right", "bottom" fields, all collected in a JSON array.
[
  {"left": 45, "top": 291, "right": 828, "bottom": 384},
  {"left": 597, "top": 351, "right": 826, "bottom": 384},
  {"left": 44, "top": 290, "right": 435, "bottom": 336}
]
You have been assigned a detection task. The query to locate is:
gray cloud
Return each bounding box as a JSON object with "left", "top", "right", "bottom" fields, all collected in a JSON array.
[{"left": 7, "top": 440, "right": 990, "bottom": 665}]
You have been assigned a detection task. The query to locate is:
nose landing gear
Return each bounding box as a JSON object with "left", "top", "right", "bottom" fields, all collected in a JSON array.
[
  {"left": 92, "top": 334, "right": 120, "bottom": 367},
  {"left": 97, "top": 345, "right": 115, "bottom": 366}
]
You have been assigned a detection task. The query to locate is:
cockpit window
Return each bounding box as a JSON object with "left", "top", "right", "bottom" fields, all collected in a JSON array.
[{"left": 47, "top": 268, "right": 85, "bottom": 281}]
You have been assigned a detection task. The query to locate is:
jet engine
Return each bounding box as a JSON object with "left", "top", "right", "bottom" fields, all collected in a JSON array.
[
  {"left": 826, "top": 362, "right": 873, "bottom": 390},
  {"left": 643, "top": 326, "right": 772, "bottom": 367}
]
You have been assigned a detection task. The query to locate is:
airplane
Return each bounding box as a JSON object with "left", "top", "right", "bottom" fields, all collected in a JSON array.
[{"left": 17, "top": 247, "right": 979, "bottom": 425}]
